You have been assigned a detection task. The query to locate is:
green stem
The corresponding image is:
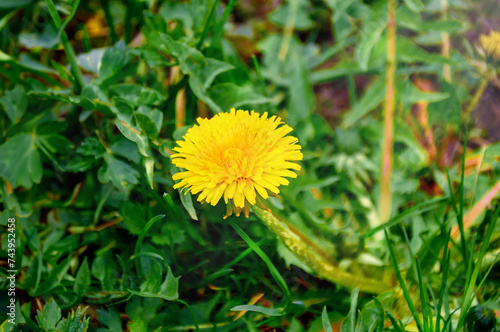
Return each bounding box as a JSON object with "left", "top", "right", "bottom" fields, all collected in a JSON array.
[
  {"left": 463, "top": 77, "right": 488, "bottom": 122},
  {"left": 44, "top": 0, "right": 85, "bottom": 91},
  {"left": 252, "top": 206, "right": 391, "bottom": 294}
]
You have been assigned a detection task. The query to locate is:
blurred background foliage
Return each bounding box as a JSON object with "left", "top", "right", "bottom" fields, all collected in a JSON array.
[{"left": 0, "top": 0, "right": 499, "bottom": 330}]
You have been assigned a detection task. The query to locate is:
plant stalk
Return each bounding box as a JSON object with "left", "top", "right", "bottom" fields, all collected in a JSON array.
[
  {"left": 252, "top": 206, "right": 391, "bottom": 294},
  {"left": 379, "top": 0, "right": 396, "bottom": 224}
]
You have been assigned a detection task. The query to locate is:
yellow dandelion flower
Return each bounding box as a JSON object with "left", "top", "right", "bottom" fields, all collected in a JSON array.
[
  {"left": 172, "top": 108, "right": 303, "bottom": 218},
  {"left": 480, "top": 30, "right": 500, "bottom": 61}
]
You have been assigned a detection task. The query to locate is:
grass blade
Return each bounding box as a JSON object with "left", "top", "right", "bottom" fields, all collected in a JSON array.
[
  {"left": 384, "top": 229, "right": 424, "bottom": 332},
  {"left": 229, "top": 221, "right": 291, "bottom": 299}
]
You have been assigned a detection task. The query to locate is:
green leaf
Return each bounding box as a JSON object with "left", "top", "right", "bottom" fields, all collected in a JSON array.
[
  {"left": 97, "top": 308, "right": 122, "bottom": 332},
  {"left": 427, "top": 79, "right": 461, "bottom": 127},
  {"left": 0, "top": 134, "right": 42, "bottom": 189},
  {"left": 99, "top": 154, "right": 140, "bottom": 192},
  {"left": 268, "top": 2, "right": 314, "bottom": 30},
  {"left": 152, "top": 221, "right": 186, "bottom": 245},
  {"left": 95, "top": 40, "right": 131, "bottom": 86},
  {"left": 109, "top": 84, "right": 166, "bottom": 107},
  {"left": 403, "top": 0, "right": 424, "bottom": 12},
  {"left": 129, "top": 266, "right": 180, "bottom": 301},
  {"left": 322, "top": 307, "right": 333, "bottom": 332},
  {"left": 74, "top": 257, "right": 91, "bottom": 297},
  {"left": 19, "top": 23, "right": 59, "bottom": 49},
  {"left": 341, "top": 287, "right": 359, "bottom": 332},
  {"left": 355, "top": 0, "right": 388, "bottom": 70},
  {"left": 55, "top": 307, "right": 90, "bottom": 332},
  {"left": 0, "top": 85, "right": 28, "bottom": 123},
  {"left": 31, "top": 255, "right": 71, "bottom": 296},
  {"left": 120, "top": 201, "right": 147, "bottom": 235},
  {"left": 115, "top": 116, "right": 150, "bottom": 157},
  {"left": 342, "top": 81, "right": 385, "bottom": 128},
  {"left": 287, "top": 53, "right": 315, "bottom": 125},
  {"left": 405, "top": 81, "right": 449, "bottom": 103},
  {"left": 0, "top": 0, "right": 33, "bottom": 8},
  {"left": 396, "top": 37, "right": 456, "bottom": 65},
  {"left": 208, "top": 83, "right": 269, "bottom": 112},
  {"left": 158, "top": 32, "right": 234, "bottom": 112},
  {"left": 36, "top": 299, "right": 62, "bottom": 330},
  {"left": 231, "top": 305, "right": 285, "bottom": 316}
]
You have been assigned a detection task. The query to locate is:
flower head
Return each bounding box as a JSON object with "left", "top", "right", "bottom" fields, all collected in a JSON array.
[
  {"left": 480, "top": 30, "right": 500, "bottom": 61},
  {"left": 172, "top": 109, "right": 303, "bottom": 218}
]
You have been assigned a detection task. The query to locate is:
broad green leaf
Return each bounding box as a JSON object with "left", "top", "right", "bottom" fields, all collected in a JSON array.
[
  {"left": 158, "top": 32, "right": 234, "bottom": 112},
  {"left": 208, "top": 83, "right": 269, "bottom": 112},
  {"left": 355, "top": 0, "right": 388, "bottom": 70},
  {"left": 405, "top": 82, "right": 449, "bottom": 103},
  {"left": 403, "top": 0, "right": 424, "bottom": 12},
  {"left": 0, "top": 85, "right": 28, "bottom": 123},
  {"left": 109, "top": 84, "right": 166, "bottom": 107},
  {"left": 74, "top": 257, "right": 91, "bottom": 297},
  {"left": 99, "top": 154, "right": 140, "bottom": 192},
  {"left": 18, "top": 53, "right": 57, "bottom": 74},
  {"left": 36, "top": 300, "right": 61, "bottom": 330},
  {"left": 427, "top": 79, "right": 461, "bottom": 127},
  {"left": 76, "top": 48, "right": 105, "bottom": 73},
  {"left": 342, "top": 81, "right": 385, "bottom": 128},
  {"left": 159, "top": 2, "right": 194, "bottom": 36},
  {"left": 120, "top": 201, "right": 147, "bottom": 235},
  {"left": 287, "top": 52, "right": 315, "bottom": 125},
  {"left": 0, "top": 0, "right": 33, "bottom": 8},
  {"left": 0, "top": 134, "right": 42, "bottom": 189},
  {"left": 115, "top": 119, "right": 150, "bottom": 157},
  {"left": 96, "top": 40, "right": 131, "bottom": 86},
  {"left": 96, "top": 308, "right": 122, "bottom": 332},
  {"left": 268, "top": 2, "right": 314, "bottom": 30},
  {"left": 91, "top": 252, "right": 118, "bottom": 291},
  {"left": 129, "top": 266, "right": 180, "bottom": 301},
  {"left": 19, "top": 23, "right": 59, "bottom": 49},
  {"left": 152, "top": 222, "right": 186, "bottom": 245},
  {"left": 396, "top": 37, "right": 456, "bottom": 65},
  {"left": 136, "top": 106, "right": 164, "bottom": 138}
]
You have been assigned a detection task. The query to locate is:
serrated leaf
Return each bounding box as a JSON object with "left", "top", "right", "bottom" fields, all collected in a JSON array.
[
  {"left": 36, "top": 299, "right": 62, "bottom": 330},
  {"left": 158, "top": 32, "right": 233, "bottom": 112},
  {"left": 0, "top": 134, "right": 42, "bottom": 189},
  {"left": 0, "top": 85, "right": 28, "bottom": 123},
  {"left": 129, "top": 266, "right": 180, "bottom": 301}
]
